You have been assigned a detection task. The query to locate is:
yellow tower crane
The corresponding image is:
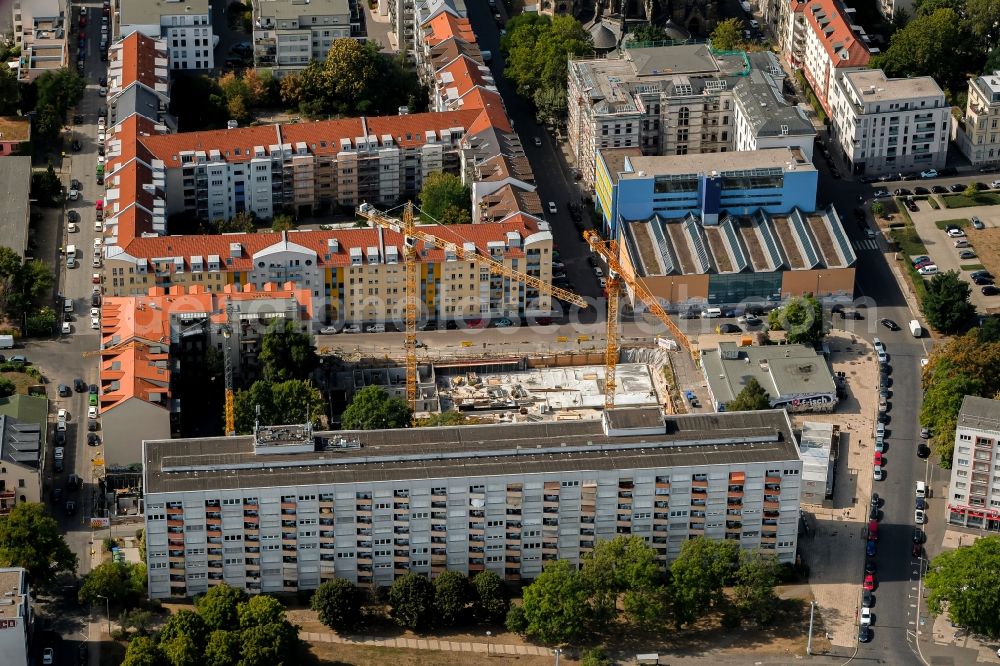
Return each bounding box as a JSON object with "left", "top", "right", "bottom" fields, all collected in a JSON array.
[
  {"left": 583, "top": 230, "right": 692, "bottom": 410},
  {"left": 356, "top": 202, "right": 590, "bottom": 417}
]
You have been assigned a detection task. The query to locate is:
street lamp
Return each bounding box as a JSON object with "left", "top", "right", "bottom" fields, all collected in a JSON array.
[
  {"left": 553, "top": 648, "right": 563, "bottom": 666},
  {"left": 485, "top": 630, "right": 492, "bottom": 657},
  {"left": 95, "top": 594, "right": 111, "bottom": 635}
]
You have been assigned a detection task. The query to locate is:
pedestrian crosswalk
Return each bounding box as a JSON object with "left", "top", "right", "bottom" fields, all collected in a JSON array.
[{"left": 853, "top": 239, "right": 880, "bottom": 251}]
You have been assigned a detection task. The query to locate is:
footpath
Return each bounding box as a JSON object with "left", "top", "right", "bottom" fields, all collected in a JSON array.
[{"left": 301, "top": 630, "right": 553, "bottom": 657}]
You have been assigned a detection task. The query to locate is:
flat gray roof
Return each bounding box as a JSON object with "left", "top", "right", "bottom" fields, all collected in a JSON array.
[
  {"left": 958, "top": 396, "right": 1000, "bottom": 433},
  {"left": 0, "top": 157, "right": 31, "bottom": 258},
  {"left": 619, "top": 147, "right": 813, "bottom": 179},
  {"left": 702, "top": 344, "right": 836, "bottom": 405},
  {"left": 120, "top": 0, "right": 209, "bottom": 25},
  {"left": 144, "top": 409, "right": 799, "bottom": 493},
  {"left": 256, "top": 0, "right": 350, "bottom": 19},
  {"left": 841, "top": 69, "right": 944, "bottom": 103}
]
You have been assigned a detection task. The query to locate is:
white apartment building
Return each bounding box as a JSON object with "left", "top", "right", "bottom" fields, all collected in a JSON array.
[
  {"left": 947, "top": 397, "right": 1000, "bottom": 531},
  {"left": 11, "top": 0, "right": 68, "bottom": 82},
  {"left": 828, "top": 69, "right": 950, "bottom": 177},
  {"left": 567, "top": 45, "right": 814, "bottom": 189},
  {"left": 954, "top": 71, "right": 1000, "bottom": 169},
  {"left": 253, "top": 0, "right": 353, "bottom": 75},
  {"left": 117, "top": 0, "right": 215, "bottom": 70},
  {"left": 142, "top": 409, "right": 803, "bottom": 598},
  {"left": 0, "top": 568, "right": 32, "bottom": 666}
]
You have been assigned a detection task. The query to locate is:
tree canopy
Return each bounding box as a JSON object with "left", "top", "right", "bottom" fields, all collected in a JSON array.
[
  {"left": 233, "top": 378, "right": 325, "bottom": 434},
  {"left": 726, "top": 377, "right": 771, "bottom": 412},
  {"left": 500, "top": 14, "right": 591, "bottom": 125},
  {"left": 926, "top": 536, "right": 1000, "bottom": 637},
  {"left": 669, "top": 536, "right": 741, "bottom": 628},
  {"left": 341, "top": 385, "right": 411, "bottom": 430},
  {"left": 388, "top": 572, "right": 437, "bottom": 631},
  {"left": 32, "top": 68, "right": 85, "bottom": 139},
  {"left": 472, "top": 570, "right": 510, "bottom": 624},
  {"left": 921, "top": 331, "right": 1000, "bottom": 465},
  {"left": 710, "top": 18, "right": 745, "bottom": 50},
  {"left": 311, "top": 578, "right": 361, "bottom": 632},
  {"left": 922, "top": 270, "right": 975, "bottom": 334},
  {"left": 78, "top": 561, "right": 147, "bottom": 609},
  {"left": 767, "top": 295, "right": 825, "bottom": 345},
  {"left": 259, "top": 320, "right": 318, "bottom": 383},
  {"left": 511, "top": 558, "right": 592, "bottom": 644},
  {"left": 418, "top": 172, "right": 471, "bottom": 222},
  {"left": 282, "top": 39, "right": 427, "bottom": 118},
  {"left": 0, "top": 502, "right": 77, "bottom": 582},
  {"left": 625, "top": 23, "right": 671, "bottom": 44},
  {"left": 195, "top": 583, "right": 248, "bottom": 631}
]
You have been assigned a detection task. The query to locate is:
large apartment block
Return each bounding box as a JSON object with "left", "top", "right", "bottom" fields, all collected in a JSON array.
[
  {"left": 253, "top": 0, "right": 356, "bottom": 75},
  {"left": 104, "top": 218, "right": 554, "bottom": 324},
  {"left": 116, "top": 0, "right": 215, "bottom": 70},
  {"left": 142, "top": 408, "right": 803, "bottom": 598},
  {"left": 11, "top": 0, "right": 68, "bottom": 82},
  {"left": 779, "top": 0, "right": 873, "bottom": 115},
  {"left": 946, "top": 396, "right": 1000, "bottom": 531},
  {"left": 827, "top": 69, "right": 950, "bottom": 177},
  {"left": 954, "top": 71, "right": 1000, "bottom": 169},
  {"left": 567, "top": 44, "right": 814, "bottom": 190}
]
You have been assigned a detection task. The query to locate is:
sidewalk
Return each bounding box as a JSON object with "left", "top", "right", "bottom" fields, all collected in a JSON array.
[{"left": 301, "top": 630, "right": 554, "bottom": 657}]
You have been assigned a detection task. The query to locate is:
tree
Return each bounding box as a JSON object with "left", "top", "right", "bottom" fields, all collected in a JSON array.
[
  {"left": 239, "top": 621, "right": 301, "bottom": 666},
  {"left": 626, "top": 23, "right": 670, "bottom": 44},
  {"left": 388, "top": 572, "right": 437, "bottom": 631},
  {"left": 78, "top": 561, "right": 146, "bottom": 609},
  {"left": 32, "top": 164, "right": 63, "bottom": 206},
  {"left": 923, "top": 270, "right": 974, "bottom": 334},
  {"left": 726, "top": 377, "right": 771, "bottom": 411},
  {"left": 964, "top": 183, "right": 980, "bottom": 199},
  {"left": 871, "top": 9, "right": 965, "bottom": 87},
  {"left": 501, "top": 14, "right": 591, "bottom": 124},
  {"left": 238, "top": 595, "right": 286, "bottom": 629},
  {"left": 870, "top": 201, "right": 885, "bottom": 218},
  {"left": 980, "top": 315, "right": 1000, "bottom": 343},
  {"left": 767, "top": 295, "right": 825, "bottom": 344},
  {"left": 10, "top": 259, "right": 56, "bottom": 319},
  {"left": 195, "top": 583, "right": 248, "bottom": 631},
  {"left": 271, "top": 214, "right": 296, "bottom": 232},
  {"left": 0, "top": 246, "right": 22, "bottom": 313},
  {"left": 0, "top": 502, "right": 77, "bottom": 582},
  {"left": 121, "top": 636, "right": 167, "bottom": 666},
  {"left": 710, "top": 18, "right": 745, "bottom": 50},
  {"left": 669, "top": 536, "right": 741, "bottom": 628},
  {"left": 733, "top": 550, "right": 783, "bottom": 626},
  {"left": 311, "top": 578, "right": 361, "bottom": 632},
  {"left": 204, "top": 630, "right": 241, "bottom": 666},
  {"left": 233, "top": 379, "right": 325, "bottom": 434},
  {"left": 259, "top": 320, "right": 318, "bottom": 383},
  {"left": 119, "top": 609, "right": 156, "bottom": 636},
  {"left": 25, "top": 307, "right": 56, "bottom": 337},
  {"left": 160, "top": 634, "right": 201, "bottom": 666},
  {"left": 159, "top": 609, "right": 208, "bottom": 647},
  {"left": 472, "top": 570, "right": 509, "bottom": 624},
  {"left": 580, "top": 536, "right": 665, "bottom": 628},
  {"left": 925, "top": 536, "right": 1000, "bottom": 637},
  {"left": 341, "top": 385, "right": 411, "bottom": 430},
  {"left": 516, "top": 559, "right": 592, "bottom": 644},
  {"left": 217, "top": 211, "right": 257, "bottom": 234},
  {"left": 418, "top": 173, "right": 471, "bottom": 221},
  {"left": 434, "top": 570, "right": 472, "bottom": 628},
  {"left": 580, "top": 647, "right": 612, "bottom": 666},
  {"left": 437, "top": 205, "right": 473, "bottom": 225},
  {"left": 0, "top": 66, "right": 20, "bottom": 116},
  {"left": 32, "top": 68, "right": 85, "bottom": 138}
]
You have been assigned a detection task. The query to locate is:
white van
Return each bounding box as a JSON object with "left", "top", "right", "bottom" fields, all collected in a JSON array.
[
  {"left": 0, "top": 335, "right": 13, "bottom": 349},
  {"left": 64, "top": 298, "right": 73, "bottom": 313},
  {"left": 66, "top": 244, "right": 77, "bottom": 259},
  {"left": 701, "top": 307, "right": 723, "bottom": 318},
  {"left": 915, "top": 481, "right": 926, "bottom": 499},
  {"left": 365, "top": 323, "right": 386, "bottom": 333}
]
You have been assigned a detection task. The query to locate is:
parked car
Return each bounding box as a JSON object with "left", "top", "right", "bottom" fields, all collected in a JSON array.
[
  {"left": 873, "top": 189, "right": 890, "bottom": 198},
  {"left": 950, "top": 183, "right": 967, "bottom": 192},
  {"left": 864, "top": 574, "right": 876, "bottom": 591},
  {"left": 915, "top": 509, "right": 926, "bottom": 524},
  {"left": 971, "top": 270, "right": 995, "bottom": 280},
  {"left": 972, "top": 217, "right": 985, "bottom": 230},
  {"left": 893, "top": 188, "right": 911, "bottom": 196},
  {"left": 866, "top": 539, "right": 877, "bottom": 557},
  {"left": 983, "top": 285, "right": 1000, "bottom": 296},
  {"left": 858, "top": 624, "right": 871, "bottom": 643},
  {"left": 873, "top": 464, "right": 884, "bottom": 481},
  {"left": 860, "top": 607, "right": 873, "bottom": 625},
  {"left": 973, "top": 276, "right": 996, "bottom": 286},
  {"left": 959, "top": 250, "right": 978, "bottom": 260},
  {"left": 914, "top": 187, "right": 930, "bottom": 195},
  {"left": 920, "top": 169, "right": 938, "bottom": 178},
  {"left": 717, "top": 323, "right": 741, "bottom": 334},
  {"left": 917, "top": 264, "right": 939, "bottom": 276},
  {"left": 947, "top": 228, "right": 966, "bottom": 238}
]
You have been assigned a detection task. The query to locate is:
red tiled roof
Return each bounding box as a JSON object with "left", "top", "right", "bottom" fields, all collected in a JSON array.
[
  {"left": 121, "top": 219, "right": 543, "bottom": 271},
  {"left": 436, "top": 56, "right": 494, "bottom": 101},
  {"left": 116, "top": 32, "right": 165, "bottom": 91},
  {"left": 804, "top": 0, "right": 870, "bottom": 68},
  {"left": 466, "top": 92, "right": 513, "bottom": 134},
  {"left": 422, "top": 13, "right": 476, "bottom": 46},
  {"left": 99, "top": 342, "right": 171, "bottom": 412}
]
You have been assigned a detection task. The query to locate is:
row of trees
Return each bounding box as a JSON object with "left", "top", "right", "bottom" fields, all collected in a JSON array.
[
  {"left": 0, "top": 245, "right": 56, "bottom": 334},
  {"left": 122, "top": 585, "right": 302, "bottom": 666},
  {"left": 920, "top": 320, "right": 1000, "bottom": 466},
  {"left": 0, "top": 63, "right": 85, "bottom": 140},
  {"left": 500, "top": 14, "right": 591, "bottom": 126},
  {"left": 311, "top": 570, "right": 509, "bottom": 633},
  {"left": 506, "top": 535, "right": 784, "bottom": 645}
]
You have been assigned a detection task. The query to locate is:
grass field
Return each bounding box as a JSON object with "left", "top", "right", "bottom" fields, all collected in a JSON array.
[
  {"left": 941, "top": 192, "right": 1000, "bottom": 208},
  {"left": 935, "top": 218, "right": 969, "bottom": 229},
  {"left": 889, "top": 225, "right": 929, "bottom": 256},
  {"left": 961, "top": 263, "right": 987, "bottom": 271}
]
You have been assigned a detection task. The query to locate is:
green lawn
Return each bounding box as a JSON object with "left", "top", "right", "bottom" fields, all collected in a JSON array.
[
  {"left": 902, "top": 259, "right": 930, "bottom": 303},
  {"left": 928, "top": 198, "right": 940, "bottom": 209},
  {"left": 935, "top": 218, "right": 969, "bottom": 229},
  {"left": 941, "top": 192, "right": 1000, "bottom": 208},
  {"left": 889, "top": 225, "right": 929, "bottom": 256},
  {"left": 961, "top": 263, "right": 986, "bottom": 271}
]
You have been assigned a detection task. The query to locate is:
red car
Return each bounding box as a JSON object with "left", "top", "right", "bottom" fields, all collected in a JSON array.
[
  {"left": 864, "top": 574, "right": 876, "bottom": 591},
  {"left": 873, "top": 451, "right": 883, "bottom": 465},
  {"left": 868, "top": 520, "right": 879, "bottom": 540}
]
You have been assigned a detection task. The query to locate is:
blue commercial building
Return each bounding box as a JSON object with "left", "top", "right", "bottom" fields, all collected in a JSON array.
[{"left": 595, "top": 147, "right": 819, "bottom": 238}]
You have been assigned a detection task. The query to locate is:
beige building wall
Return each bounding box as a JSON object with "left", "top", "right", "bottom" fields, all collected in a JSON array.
[
  {"left": 781, "top": 267, "right": 856, "bottom": 299},
  {"left": 103, "top": 399, "right": 172, "bottom": 468}
]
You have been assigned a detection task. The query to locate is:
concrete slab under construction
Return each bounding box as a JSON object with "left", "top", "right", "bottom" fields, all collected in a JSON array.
[{"left": 439, "top": 363, "right": 660, "bottom": 417}]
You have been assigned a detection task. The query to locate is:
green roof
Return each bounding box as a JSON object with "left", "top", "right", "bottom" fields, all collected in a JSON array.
[{"left": 0, "top": 394, "right": 49, "bottom": 439}]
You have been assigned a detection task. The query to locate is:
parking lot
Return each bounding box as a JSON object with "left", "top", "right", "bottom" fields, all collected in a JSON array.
[{"left": 882, "top": 195, "right": 1000, "bottom": 312}]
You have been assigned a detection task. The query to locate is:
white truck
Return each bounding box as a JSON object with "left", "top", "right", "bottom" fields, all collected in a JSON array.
[{"left": 909, "top": 320, "right": 922, "bottom": 337}]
